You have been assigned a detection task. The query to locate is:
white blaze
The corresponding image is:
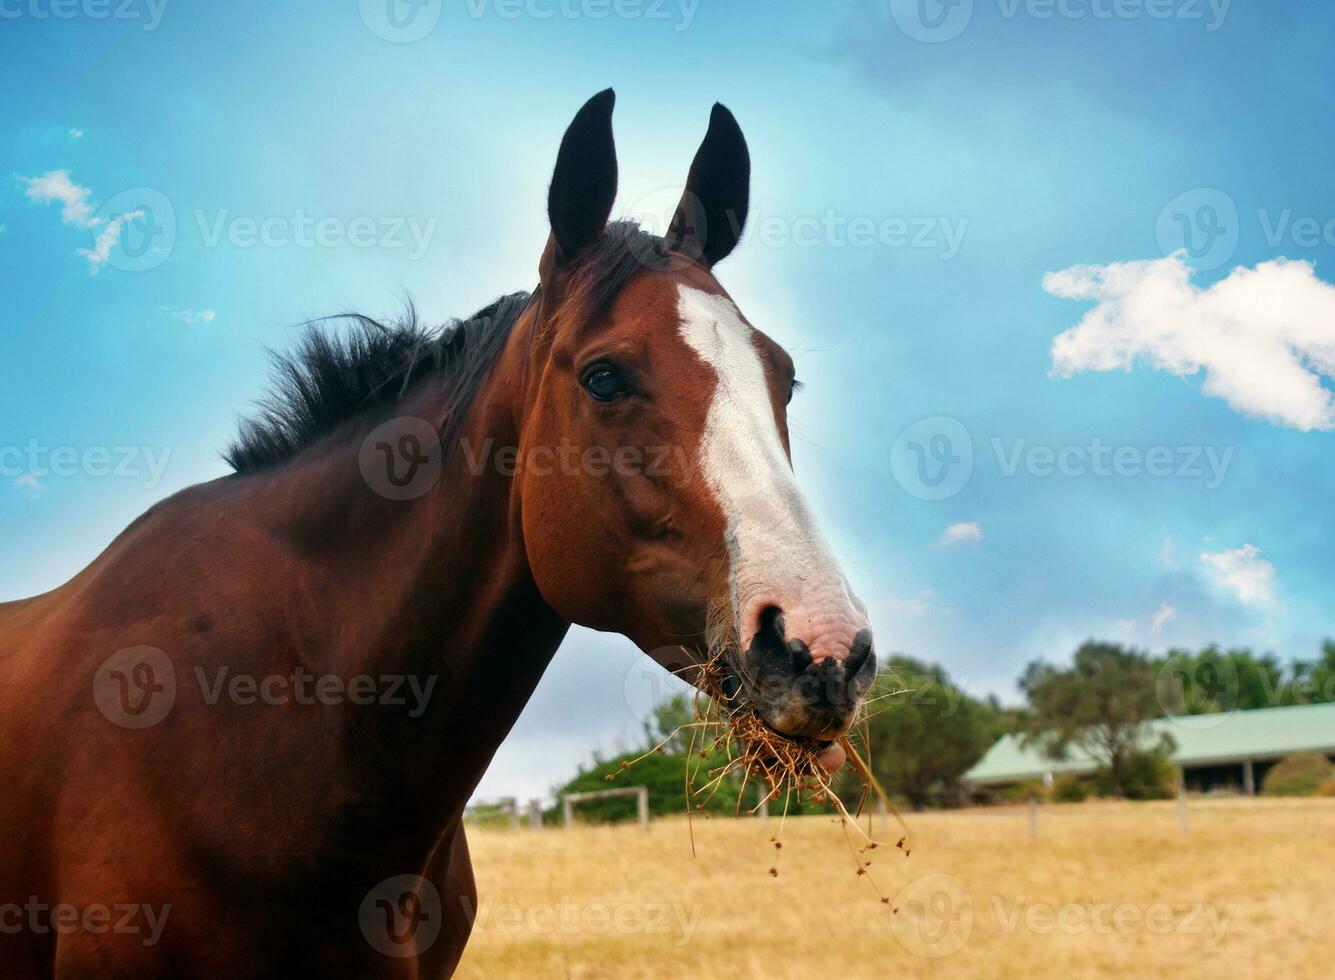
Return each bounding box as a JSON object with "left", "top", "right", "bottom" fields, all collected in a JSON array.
[{"left": 675, "top": 285, "right": 866, "bottom": 658}]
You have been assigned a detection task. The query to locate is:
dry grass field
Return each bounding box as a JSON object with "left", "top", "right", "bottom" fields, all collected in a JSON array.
[{"left": 454, "top": 798, "right": 1335, "bottom": 979}]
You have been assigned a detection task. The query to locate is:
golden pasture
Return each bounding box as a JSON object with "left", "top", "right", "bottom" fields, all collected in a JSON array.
[{"left": 455, "top": 798, "right": 1334, "bottom": 979}]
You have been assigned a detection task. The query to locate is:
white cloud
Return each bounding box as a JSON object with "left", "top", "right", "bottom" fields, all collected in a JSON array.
[
  {"left": 938, "top": 521, "right": 984, "bottom": 546},
  {"left": 22, "top": 170, "right": 99, "bottom": 229},
  {"left": 21, "top": 169, "right": 138, "bottom": 275},
  {"left": 78, "top": 210, "right": 140, "bottom": 274},
  {"left": 14, "top": 474, "right": 44, "bottom": 496},
  {"left": 1157, "top": 536, "right": 1178, "bottom": 569},
  {"left": 881, "top": 589, "right": 936, "bottom": 617},
  {"left": 1200, "top": 544, "right": 1277, "bottom": 609},
  {"left": 1116, "top": 618, "right": 1138, "bottom": 635},
  {"left": 160, "top": 306, "right": 217, "bottom": 325},
  {"left": 1149, "top": 602, "right": 1177, "bottom": 636},
  {"left": 69, "top": 128, "right": 84, "bottom": 139},
  {"left": 1046, "top": 254, "right": 1335, "bottom": 431}
]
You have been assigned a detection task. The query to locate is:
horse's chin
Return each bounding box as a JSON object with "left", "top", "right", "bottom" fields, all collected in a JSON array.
[
  {"left": 749, "top": 714, "right": 848, "bottom": 775},
  {"left": 814, "top": 740, "right": 846, "bottom": 773},
  {"left": 758, "top": 702, "right": 853, "bottom": 748}
]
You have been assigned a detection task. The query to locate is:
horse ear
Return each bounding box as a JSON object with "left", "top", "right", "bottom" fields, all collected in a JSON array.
[
  {"left": 667, "top": 103, "right": 750, "bottom": 267},
  {"left": 545, "top": 88, "right": 618, "bottom": 270}
]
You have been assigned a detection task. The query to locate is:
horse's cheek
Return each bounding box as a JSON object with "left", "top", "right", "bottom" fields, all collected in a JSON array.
[{"left": 519, "top": 469, "right": 620, "bottom": 629}]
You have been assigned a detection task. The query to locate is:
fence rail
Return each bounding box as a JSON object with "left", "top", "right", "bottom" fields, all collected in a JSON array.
[
  {"left": 465, "top": 796, "right": 519, "bottom": 828},
  {"left": 562, "top": 786, "right": 650, "bottom": 828}
]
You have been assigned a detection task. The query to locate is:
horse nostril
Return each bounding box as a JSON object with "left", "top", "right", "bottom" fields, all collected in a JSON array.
[
  {"left": 787, "top": 638, "right": 812, "bottom": 673},
  {"left": 747, "top": 605, "right": 790, "bottom": 664},
  {"left": 757, "top": 605, "right": 785, "bottom": 643},
  {"left": 844, "top": 630, "right": 874, "bottom": 677}
]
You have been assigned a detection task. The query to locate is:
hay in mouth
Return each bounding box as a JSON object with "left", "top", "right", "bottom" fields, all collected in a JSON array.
[
  {"left": 606, "top": 603, "right": 913, "bottom": 904},
  {"left": 692, "top": 644, "right": 840, "bottom": 802},
  {"left": 688, "top": 600, "right": 877, "bottom": 807}
]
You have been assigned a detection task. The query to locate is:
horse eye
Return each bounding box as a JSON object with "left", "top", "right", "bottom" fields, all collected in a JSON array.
[
  {"left": 582, "top": 365, "right": 629, "bottom": 402},
  {"left": 786, "top": 378, "right": 803, "bottom": 405}
]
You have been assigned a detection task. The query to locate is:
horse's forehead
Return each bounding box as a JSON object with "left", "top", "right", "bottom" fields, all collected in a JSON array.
[
  {"left": 612, "top": 269, "right": 771, "bottom": 368},
  {"left": 672, "top": 284, "right": 776, "bottom": 398}
]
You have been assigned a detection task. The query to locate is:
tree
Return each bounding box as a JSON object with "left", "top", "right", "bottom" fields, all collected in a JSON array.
[
  {"left": 1020, "top": 642, "right": 1173, "bottom": 798},
  {"left": 848, "top": 656, "right": 1010, "bottom": 810},
  {"left": 1153, "top": 645, "right": 1288, "bottom": 714},
  {"left": 1290, "top": 641, "right": 1335, "bottom": 707},
  {"left": 1152, "top": 642, "right": 1335, "bottom": 715},
  {"left": 640, "top": 691, "right": 698, "bottom": 756}
]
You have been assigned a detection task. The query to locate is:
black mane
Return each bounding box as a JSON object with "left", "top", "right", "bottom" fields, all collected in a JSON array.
[
  {"left": 224, "top": 221, "right": 673, "bottom": 474},
  {"left": 223, "top": 292, "right": 533, "bottom": 473}
]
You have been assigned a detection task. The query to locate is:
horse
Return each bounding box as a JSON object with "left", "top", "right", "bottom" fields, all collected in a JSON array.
[{"left": 0, "top": 89, "right": 876, "bottom": 978}]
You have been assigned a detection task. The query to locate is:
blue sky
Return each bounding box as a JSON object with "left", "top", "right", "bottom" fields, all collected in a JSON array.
[{"left": 3, "top": 0, "right": 1333, "bottom": 800}]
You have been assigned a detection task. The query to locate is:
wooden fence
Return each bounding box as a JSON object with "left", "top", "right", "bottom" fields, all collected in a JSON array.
[{"left": 561, "top": 786, "right": 650, "bottom": 828}]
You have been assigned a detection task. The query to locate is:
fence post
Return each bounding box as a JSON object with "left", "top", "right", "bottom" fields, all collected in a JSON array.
[
  {"left": 1027, "top": 794, "right": 1038, "bottom": 840},
  {"left": 562, "top": 796, "right": 574, "bottom": 827},
  {"left": 636, "top": 786, "right": 650, "bottom": 828},
  {"left": 757, "top": 797, "right": 769, "bottom": 821},
  {"left": 528, "top": 798, "right": 543, "bottom": 829}
]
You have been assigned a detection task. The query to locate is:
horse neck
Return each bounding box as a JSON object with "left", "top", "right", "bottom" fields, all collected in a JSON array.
[{"left": 243, "top": 315, "right": 568, "bottom": 825}]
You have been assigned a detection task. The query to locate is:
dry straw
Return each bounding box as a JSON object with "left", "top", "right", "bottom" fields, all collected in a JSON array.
[{"left": 606, "top": 603, "right": 913, "bottom": 905}]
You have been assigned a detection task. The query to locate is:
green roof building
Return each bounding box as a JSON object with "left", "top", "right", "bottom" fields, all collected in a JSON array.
[{"left": 963, "top": 701, "right": 1335, "bottom": 795}]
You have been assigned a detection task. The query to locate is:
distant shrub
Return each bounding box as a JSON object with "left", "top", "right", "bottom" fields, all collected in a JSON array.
[
  {"left": 1093, "top": 751, "right": 1176, "bottom": 800},
  {"left": 1052, "top": 777, "right": 1088, "bottom": 803},
  {"left": 463, "top": 804, "right": 519, "bottom": 829},
  {"left": 1262, "top": 752, "right": 1335, "bottom": 797},
  {"left": 998, "top": 777, "right": 1049, "bottom": 803},
  {"left": 549, "top": 751, "right": 719, "bottom": 823},
  {"left": 547, "top": 748, "right": 829, "bottom": 824},
  {"left": 1315, "top": 775, "right": 1335, "bottom": 797}
]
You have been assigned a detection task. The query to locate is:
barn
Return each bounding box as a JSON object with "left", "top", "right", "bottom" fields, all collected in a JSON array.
[{"left": 964, "top": 701, "right": 1335, "bottom": 795}]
